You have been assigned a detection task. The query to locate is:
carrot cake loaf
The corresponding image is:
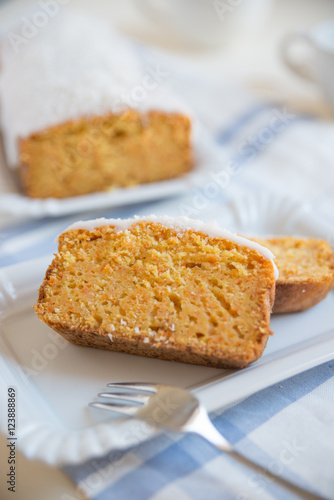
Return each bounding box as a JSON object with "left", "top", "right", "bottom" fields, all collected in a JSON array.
[
  {"left": 254, "top": 237, "right": 334, "bottom": 313},
  {"left": 0, "top": 11, "right": 193, "bottom": 198},
  {"left": 34, "top": 216, "right": 278, "bottom": 369}
]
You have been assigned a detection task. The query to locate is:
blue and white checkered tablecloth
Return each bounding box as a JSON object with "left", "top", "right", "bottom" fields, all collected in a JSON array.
[
  {"left": 1, "top": 72, "right": 334, "bottom": 499},
  {"left": 62, "top": 361, "right": 334, "bottom": 500}
]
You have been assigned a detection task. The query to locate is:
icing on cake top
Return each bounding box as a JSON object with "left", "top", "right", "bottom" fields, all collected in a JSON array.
[{"left": 62, "top": 215, "right": 279, "bottom": 279}]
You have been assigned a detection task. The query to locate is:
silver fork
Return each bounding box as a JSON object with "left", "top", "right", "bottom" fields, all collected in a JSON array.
[{"left": 90, "top": 383, "right": 324, "bottom": 500}]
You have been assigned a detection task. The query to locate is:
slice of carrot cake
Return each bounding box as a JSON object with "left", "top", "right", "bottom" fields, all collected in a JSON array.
[
  {"left": 34, "top": 216, "right": 278, "bottom": 369},
  {"left": 0, "top": 11, "right": 193, "bottom": 198},
  {"left": 254, "top": 236, "right": 334, "bottom": 313}
]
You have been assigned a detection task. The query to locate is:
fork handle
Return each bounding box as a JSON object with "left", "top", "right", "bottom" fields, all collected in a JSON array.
[
  {"left": 188, "top": 406, "right": 325, "bottom": 499},
  {"left": 222, "top": 448, "right": 326, "bottom": 500}
]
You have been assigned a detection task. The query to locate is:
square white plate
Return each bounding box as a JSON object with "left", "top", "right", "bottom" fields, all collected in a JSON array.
[
  {"left": 0, "top": 128, "right": 225, "bottom": 219},
  {"left": 0, "top": 195, "right": 333, "bottom": 466}
]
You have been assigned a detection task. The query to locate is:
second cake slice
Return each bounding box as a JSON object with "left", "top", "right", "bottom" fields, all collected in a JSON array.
[
  {"left": 34, "top": 216, "right": 278, "bottom": 369},
  {"left": 254, "top": 236, "right": 334, "bottom": 313}
]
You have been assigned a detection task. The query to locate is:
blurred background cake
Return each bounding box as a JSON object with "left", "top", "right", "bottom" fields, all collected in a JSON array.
[{"left": 0, "top": 10, "right": 193, "bottom": 198}]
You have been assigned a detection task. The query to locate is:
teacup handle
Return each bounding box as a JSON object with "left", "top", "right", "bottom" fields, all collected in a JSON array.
[{"left": 281, "top": 31, "right": 315, "bottom": 82}]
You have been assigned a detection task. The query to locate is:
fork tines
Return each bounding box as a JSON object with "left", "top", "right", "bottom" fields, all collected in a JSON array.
[
  {"left": 106, "top": 382, "right": 157, "bottom": 394},
  {"left": 97, "top": 392, "right": 147, "bottom": 405},
  {"left": 89, "top": 382, "right": 158, "bottom": 415}
]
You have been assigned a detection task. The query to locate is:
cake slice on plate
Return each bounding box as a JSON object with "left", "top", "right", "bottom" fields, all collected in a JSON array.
[
  {"left": 254, "top": 237, "right": 334, "bottom": 313},
  {"left": 0, "top": 11, "right": 193, "bottom": 198},
  {"left": 34, "top": 216, "right": 278, "bottom": 369}
]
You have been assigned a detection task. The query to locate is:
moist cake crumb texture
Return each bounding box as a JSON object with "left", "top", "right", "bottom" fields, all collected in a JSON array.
[{"left": 34, "top": 220, "right": 277, "bottom": 368}]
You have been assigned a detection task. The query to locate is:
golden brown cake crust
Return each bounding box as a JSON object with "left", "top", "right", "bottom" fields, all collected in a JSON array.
[
  {"left": 19, "top": 109, "right": 193, "bottom": 199},
  {"left": 49, "top": 324, "right": 270, "bottom": 370},
  {"left": 274, "top": 279, "right": 334, "bottom": 313},
  {"left": 35, "top": 222, "right": 276, "bottom": 369},
  {"left": 254, "top": 237, "right": 334, "bottom": 314}
]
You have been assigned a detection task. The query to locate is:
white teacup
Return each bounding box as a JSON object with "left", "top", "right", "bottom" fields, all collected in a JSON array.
[{"left": 282, "top": 19, "right": 334, "bottom": 108}]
